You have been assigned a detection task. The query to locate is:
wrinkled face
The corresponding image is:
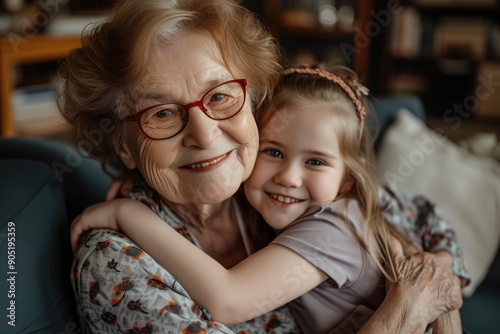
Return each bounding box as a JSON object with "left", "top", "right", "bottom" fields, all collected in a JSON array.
[
  {"left": 244, "top": 103, "right": 347, "bottom": 230},
  {"left": 119, "top": 32, "right": 259, "bottom": 205}
]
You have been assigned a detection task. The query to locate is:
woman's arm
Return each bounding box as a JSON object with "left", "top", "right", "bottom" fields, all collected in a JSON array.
[{"left": 71, "top": 198, "right": 327, "bottom": 324}]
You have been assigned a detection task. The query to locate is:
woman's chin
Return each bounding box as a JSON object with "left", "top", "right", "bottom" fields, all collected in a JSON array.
[
  {"left": 194, "top": 182, "right": 242, "bottom": 204},
  {"left": 181, "top": 170, "right": 244, "bottom": 204}
]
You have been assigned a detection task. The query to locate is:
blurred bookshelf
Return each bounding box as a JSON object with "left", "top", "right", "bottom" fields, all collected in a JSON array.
[
  {"left": 2, "top": 0, "right": 499, "bottom": 139},
  {"left": 1, "top": 0, "right": 375, "bottom": 137},
  {"left": 378, "top": 0, "right": 500, "bottom": 122}
]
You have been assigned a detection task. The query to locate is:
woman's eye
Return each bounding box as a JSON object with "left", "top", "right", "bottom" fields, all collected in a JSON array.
[
  {"left": 155, "top": 109, "right": 173, "bottom": 118},
  {"left": 210, "top": 93, "right": 226, "bottom": 102},
  {"left": 264, "top": 149, "right": 283, "bottom": 158},
  {"left": 307, "top": 159, "right": 326, "bottom": 166}
]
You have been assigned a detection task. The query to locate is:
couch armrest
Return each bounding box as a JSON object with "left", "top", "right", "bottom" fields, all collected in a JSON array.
[
  {"left": 0, "top": 137, "right": 112, "bottom": 221},
  {"left": 0, "top": 160, "right": 79, "bottom": 332}
]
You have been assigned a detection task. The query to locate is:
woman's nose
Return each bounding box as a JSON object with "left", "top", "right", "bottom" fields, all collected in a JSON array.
[
  {"left": 181, "top": 106, "right": 222, "bottom": 148},
  {"left": 273, "top": 163, "right": 302, "bottom": 188}
]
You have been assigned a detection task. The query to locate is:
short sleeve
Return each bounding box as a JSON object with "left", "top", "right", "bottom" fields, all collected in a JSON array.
[{"left": 271, "top": 202, "right": 366, "bottom": 288}]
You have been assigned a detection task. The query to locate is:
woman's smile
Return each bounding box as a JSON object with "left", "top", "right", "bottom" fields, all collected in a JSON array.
[{"left": 184, "top": 152, "right": 231, "bottom": 170}]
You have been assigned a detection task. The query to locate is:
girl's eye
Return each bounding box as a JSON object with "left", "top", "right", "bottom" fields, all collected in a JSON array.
[
  {"left": 264, "top": 149, "right": 283, "bottom": 159},
  {"left": 306, "top": 159, "right": 326, "bottom": 166}
]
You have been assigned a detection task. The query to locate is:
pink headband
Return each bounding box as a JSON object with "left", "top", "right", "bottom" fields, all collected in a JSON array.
[{"left": 283, "top": 67, "right": 368, "bottom": 124}]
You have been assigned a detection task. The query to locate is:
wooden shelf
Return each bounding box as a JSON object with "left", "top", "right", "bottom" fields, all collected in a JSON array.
[
  {"left": 415, "top": 3, "right": 500, "bottom": 17},
  {"left": 278, "top": 24, "right": 357, "bottom": 38},
  {"left": 0, "top": 35, "right": 81, "bottom": 137}
]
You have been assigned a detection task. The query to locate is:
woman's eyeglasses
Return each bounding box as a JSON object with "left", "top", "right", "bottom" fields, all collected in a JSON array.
[{"left": 124, "top": 79, "right": 247, "bottom": 140}]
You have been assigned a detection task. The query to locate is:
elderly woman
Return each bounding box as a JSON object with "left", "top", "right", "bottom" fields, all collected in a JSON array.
[{"left": 61, "top": 0, "right": 462, "bottom": 333}]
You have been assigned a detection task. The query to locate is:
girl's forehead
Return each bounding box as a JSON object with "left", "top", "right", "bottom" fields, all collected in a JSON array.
[
  {"left": 260, "top": 106, "right": 342, "bottom": 158},
  {"left": 262, "top": 105, "right": 337, "bottom": 136},
  {"left": 267, "top": 101, "right": 333, "bottom": 121}
]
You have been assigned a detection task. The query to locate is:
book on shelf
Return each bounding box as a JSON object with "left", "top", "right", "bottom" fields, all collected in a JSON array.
[
  {"left": 433, "top": 17, "right": 488, "bottom": 59},
  {"left": 414, "top": 0, "right": 453, "bottom": 6},
  {"left": 476, "top": 62, "right": 500, "bottom": 118},
  {"left": 487, "top": 25, "right": 500, "bottom": 59},
  {"left": 388, "top": 73, "right": 427, "bottom": 94},
  {"left": 12, "top": 85, "right": 69, "bottom": 136},
  {"left": 389, "top": 6, "right": 421, "bottom": 57}
]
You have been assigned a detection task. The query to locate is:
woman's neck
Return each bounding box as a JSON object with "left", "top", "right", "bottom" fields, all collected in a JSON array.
[
  {"left": 166, "top": 199, "right": 230, "bottom": 229},
  {"left": 165, "top": 199, "right": 247, "bottom": 267}
]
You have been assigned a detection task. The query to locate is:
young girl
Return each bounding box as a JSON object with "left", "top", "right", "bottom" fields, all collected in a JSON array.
[{"left": 70, "top": 65, "right": 463, "bottom": 333}]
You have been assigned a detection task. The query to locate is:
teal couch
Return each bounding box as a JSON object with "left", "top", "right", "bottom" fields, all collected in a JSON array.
[
  {"left": 0, "top": 95, "right": 498, "bottom": 333},
  {"left": 0, "top": 138, "right": 111, "bottom": 333}
]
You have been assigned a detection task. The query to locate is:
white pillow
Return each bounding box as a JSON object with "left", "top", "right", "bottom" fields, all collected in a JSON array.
[{"left": 376, "top": 109, "right": 500, "bottom": 296}]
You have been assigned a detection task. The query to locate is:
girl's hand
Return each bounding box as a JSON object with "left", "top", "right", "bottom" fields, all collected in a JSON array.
[
  {"left": 106, "top": 172, "right": 135, "bottom": 200},
  {"left": 70, "top": 198, "right": 135, "bottom": 251}
]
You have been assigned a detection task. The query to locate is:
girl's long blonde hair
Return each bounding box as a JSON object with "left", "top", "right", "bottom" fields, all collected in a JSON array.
[{"left": 256, "top": 64, "right": 416, "bottom": 283}]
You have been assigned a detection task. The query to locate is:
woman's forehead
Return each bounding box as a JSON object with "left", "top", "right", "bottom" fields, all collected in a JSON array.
[{"left": 135, "top": 33, "right": 233, "bottom": 102}]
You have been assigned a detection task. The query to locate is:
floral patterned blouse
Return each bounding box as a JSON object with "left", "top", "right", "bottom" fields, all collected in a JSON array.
[{"left": 71, "top": 182, "right": 469, "bottom": 333}]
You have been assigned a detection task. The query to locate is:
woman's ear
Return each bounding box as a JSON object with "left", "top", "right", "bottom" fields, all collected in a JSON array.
[{"left": 117, "top": 140, "right": 137, "bottom": 170}]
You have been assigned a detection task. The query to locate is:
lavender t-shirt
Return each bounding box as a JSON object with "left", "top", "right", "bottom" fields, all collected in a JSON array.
[{"left": 271, "top": 199, "right": 386, "bottom": 334}]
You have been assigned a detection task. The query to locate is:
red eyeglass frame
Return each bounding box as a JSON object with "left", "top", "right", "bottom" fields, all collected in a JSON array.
[{"left": 123, "top": 79, "right": 247, "bottom": 140}]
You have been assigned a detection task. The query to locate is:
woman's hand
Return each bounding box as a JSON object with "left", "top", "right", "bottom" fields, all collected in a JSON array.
[
  {"left": 359, "top": 238, "right": 462, "bottom": 334},
  {"left": 419, "top": 250, "right": 463, "bottom": 334},
  {"left": 389, "top": 238, "right": 462, "bottom": 329},
  {"left": 430, "top": 309, "right": 463, "bottom": 334},
  {"left": 70, "top": 198, "right": 136, "bottom": 251}
]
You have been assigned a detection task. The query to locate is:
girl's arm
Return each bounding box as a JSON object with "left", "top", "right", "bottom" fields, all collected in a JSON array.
[{"left": 70, "top": 198, "right": 327, "bottom": 324}]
